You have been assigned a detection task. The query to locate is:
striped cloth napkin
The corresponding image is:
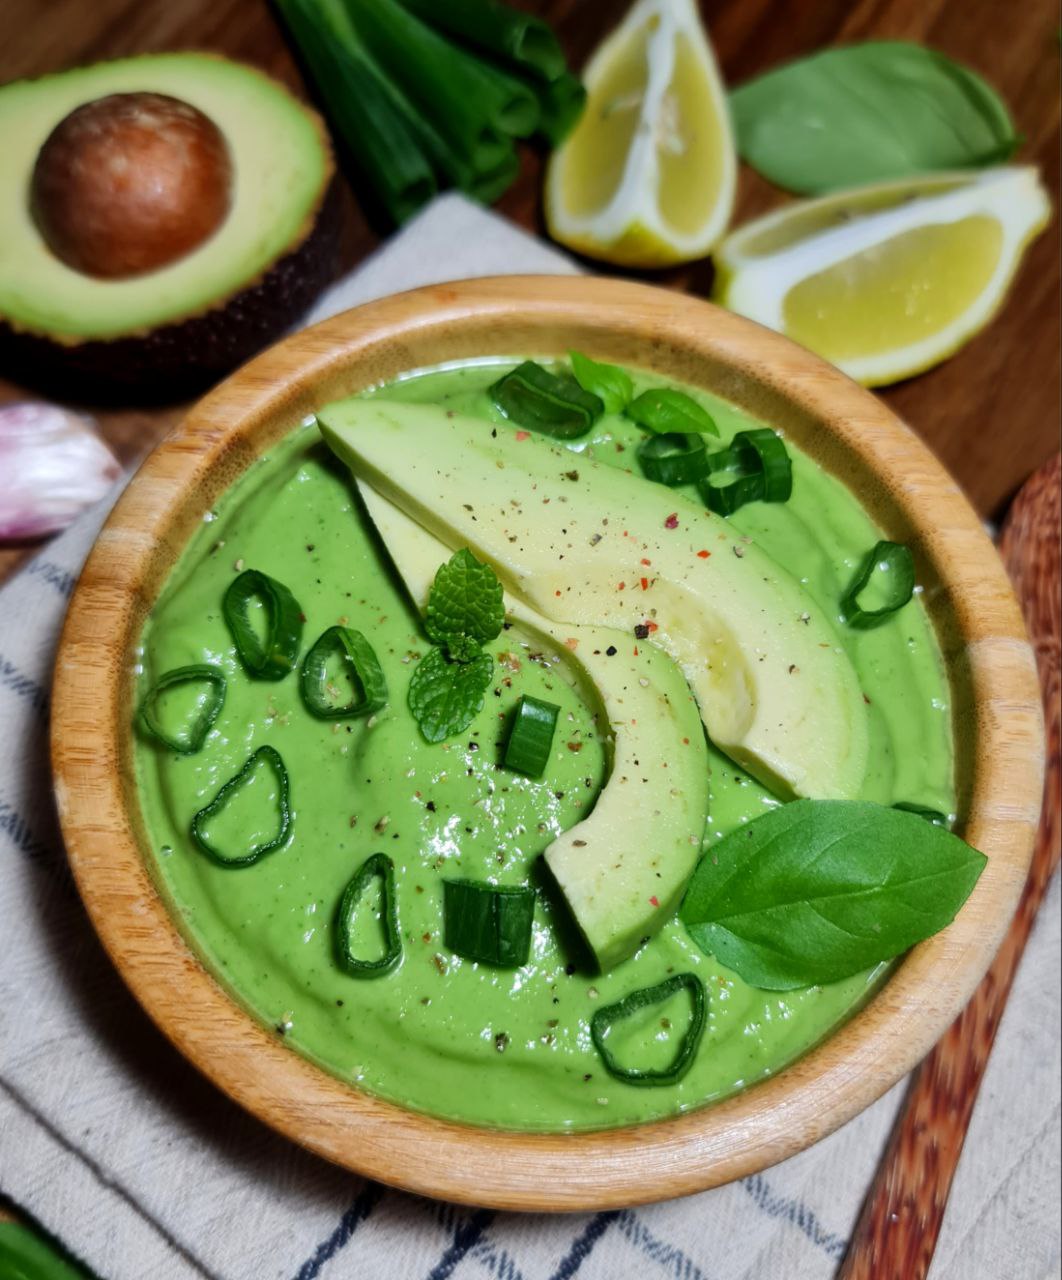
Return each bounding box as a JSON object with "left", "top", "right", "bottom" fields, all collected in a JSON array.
[{"left": 0, "top": 194, "right": 1057, "bottom": 1280}]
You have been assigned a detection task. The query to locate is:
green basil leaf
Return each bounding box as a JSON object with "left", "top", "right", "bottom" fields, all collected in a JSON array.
[
  {"left": 731, "top": 42, "right": 1019, "bottom": 195},
  {"left": 625, "top": 388, "right": 719, "bottom": 437},
  {"left": 569, "top": 350, "right": 634, "bottom": 414},
  {"left": 408, "top": 646, "right": 494, "bottom": 743},
  {"left": 425, "top": 547, "right": 504, "bottom": 647},
  {"left": 680, "top": 799, "right": 985, "bottom": 990}
]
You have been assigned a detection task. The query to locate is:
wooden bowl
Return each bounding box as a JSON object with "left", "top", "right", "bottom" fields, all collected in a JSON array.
[{"left": 51, "top": 277, "right": 1044, "bottom": 1210}]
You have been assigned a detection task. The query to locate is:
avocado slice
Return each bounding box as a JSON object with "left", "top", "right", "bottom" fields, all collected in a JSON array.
[
  {"left": 318, "top": 399, "right": 869, "bottom": 801},
  {"left": 357, "top": 483, "right": 710, "bottom": 971},
  {"left": 0, "top": 54, "right": 336, "bottom": 396}
]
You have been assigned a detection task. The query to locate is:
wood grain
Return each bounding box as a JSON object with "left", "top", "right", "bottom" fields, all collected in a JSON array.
[
  {"left": 49, "top": 277, "right": 1044, "bottom": 1209},
  {"left": 0, "top": 0, "right": 1058, "bottom": 583},
  {"left": 840, "top": 453, "right": 1061, "bottom": 1278}
]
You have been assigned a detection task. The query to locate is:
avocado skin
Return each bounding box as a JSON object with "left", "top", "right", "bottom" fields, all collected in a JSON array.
[{"left": 0, "top": 180, "right": 341, "bottom": 403}]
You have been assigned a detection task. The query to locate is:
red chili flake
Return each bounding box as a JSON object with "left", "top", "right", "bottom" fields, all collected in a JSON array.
[
  {"left": 640, "top": 577, "right": 649, "bottom": 591},
  {"left": 664, "top": 513, "right": 679, "bottom": 529},
  {"left": 633, "top": 647, "right": 639, "bottom": 656},
  {"left": 682, "top": 737, "right": 689, "bottom": 745},
  {"left": 555, "top": 590, "right": 562, "bottom": 597},
  {"left": 515, "top": 430, "right": 530, "bottom": 441},
  {"left": 645, "top": 621, "right": 658, "bottom": 633},
  {"left": 649, "top": 896, "right": 660, "bottom": 907},
  {"left": 640, "top": 558, "right": 651, "bottom": 566},
  {"left": 617, "top": 581, "right": 626, "bottom": 590},
  {"left": 564, "top": 637, "right": 579, "bottom": 651},
  {"left": 697, "top": 549, "right": 711, "bottom": 559}
]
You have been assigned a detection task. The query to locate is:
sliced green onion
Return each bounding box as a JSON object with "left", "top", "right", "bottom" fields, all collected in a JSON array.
[
  {"left": 699, "top": 447, "right": 764, "bottom": 516},
  {"left": 503, "top": 695, "right": 559, "bottom": 777},
  {"left": 223, "top": 569, "right": 304, "bottom": 680},
  {"left": 638, "top": 432, "right": 708, "bottom": 487},
  {"left": 894, "top": 802, "right": 950, "bottom": 828},
  {"left": 300, "top": 626, "right": 388, "bottom": 720},
  {"left": 275, "top": 0, "right": 436, "bottom": 224},
  {"left": 536, "top": 72, "right": 588, "bottom": 145},
  {"left": 490, "top": 361, "right": 603, "bottom": 438},
  {"left": 732, "top": 428, "right": 792, "bottom": 503},
  {"left": 398, "top": 0, "right": 566, "bottom": 82},
  {"left": 590, "top": 973, "right": 706, "bottom": 1087},
  {"left": 191, "top": 746, "right": 292, "bottom": 868},
  {"left": 444, "top": 879, "right": 536, "bottom": 967},
  {"left": 625, "top": 388, "right": 719, "bottom": 437},
  {"left": 138, "top": 664, "right": 226, "bottom": 754},
  {"left": 568, "top": 350, "right": 633, "bottom": 414},
  {"left": 335, "top": 853, "right": 401, "bottom": 978},
  {"left": 841, "top": 541, "right": 916, "bottom": 630}
]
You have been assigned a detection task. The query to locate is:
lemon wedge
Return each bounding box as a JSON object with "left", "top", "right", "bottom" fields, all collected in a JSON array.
[
  {"left": 714, "top": 167, "right": 1050, "bottom": 386},
  {"left": 545, "top": 0, "right": 736, "bottom": 267}
]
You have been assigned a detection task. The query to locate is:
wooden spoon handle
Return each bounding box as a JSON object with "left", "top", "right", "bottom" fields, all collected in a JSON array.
[{"left": 839, "top": 454, "right": 1061, "bottom": 1280}]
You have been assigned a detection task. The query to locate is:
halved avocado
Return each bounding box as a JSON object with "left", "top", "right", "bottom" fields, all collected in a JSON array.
[{"left": 0, "top": 53, "right": 338, "bottom": 398}]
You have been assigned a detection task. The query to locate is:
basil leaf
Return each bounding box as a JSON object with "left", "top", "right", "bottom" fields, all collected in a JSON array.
[
  {"left": 679, "top": 800, "right": 986, "bottom": 990},
  {"left": 408, "top": 646, "right": 494, "bottom": 743},
  {"left": 569, "top": 350, "right": 634, "bottom": 414},
  {"left": 625, "top": 389, "right": 719, "bottom": 437},
  {"left": 425, "top": 548, "right": 504, "bottom": 647},
  {"left": 731, "top": 42, "right": 1019, "bottom": 195}
]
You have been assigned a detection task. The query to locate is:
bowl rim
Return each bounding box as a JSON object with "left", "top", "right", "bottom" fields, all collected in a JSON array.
[{"left": 50, "top": 275, "right": 1044, "bottom": 1211}]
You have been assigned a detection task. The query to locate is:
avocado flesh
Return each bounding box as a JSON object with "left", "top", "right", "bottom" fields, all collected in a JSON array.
[
  {"left": 357, "top": 483, "right": 710, "bottom": 971},
  {"left": 318, "top": 399, "right": 869, "bottom": 801},
  {"left": 0, "top": 53, "right": 332, "bottom": 342}
]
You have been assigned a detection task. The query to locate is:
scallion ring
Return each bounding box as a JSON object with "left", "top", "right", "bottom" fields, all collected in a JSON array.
[
  {"left": 335, "top": 853, "right": 402, "bottom": 978},
  {"left": 490, "top": 360, "right": 603, "bottom": 438},
  {"left": 637, "top": 431, "right": 708, "bottom": 487},
  {"left": 223, "top": 569, "right": 304, "bottom": 680},
  {"left": 444, "top": 878, "right": 536, "bottom": 967},
  {"left": 300, "top": 625, "right": 388, "bottom": 720},
  {"left": 732, "top": 427, "right": 792, "bottom": 503},
  {"left": 841, "top": 541, "right": 916, "bottom": 630},
  {"left": 503, "top": 694, "right": 559, "bottom": 777},
  {"left": 138, "top": 663, "right": 226, "bottom": 754},
  {"left": 190, "top": 745, "right": 292, "bottom": 868},
  {"left": 699, "top": 447, "right": 764, "bottom": 516},
  {"left": 590, "top": 972, "right": 706, "bottom": 1087}
]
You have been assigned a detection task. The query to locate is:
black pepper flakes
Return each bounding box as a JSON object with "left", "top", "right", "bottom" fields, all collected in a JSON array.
[{"left": 634, "top": 624, "right": 650, "bottom": 640}]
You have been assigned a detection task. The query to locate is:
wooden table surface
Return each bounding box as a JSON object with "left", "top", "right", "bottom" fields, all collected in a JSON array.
[{"left": 1, "top": 0, "right": 1059, "bottom": 585}]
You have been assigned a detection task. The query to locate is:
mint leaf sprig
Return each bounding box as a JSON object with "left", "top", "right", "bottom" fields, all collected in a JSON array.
[{"left": 408, "top": 548, "right": 504, "bottom": 743}]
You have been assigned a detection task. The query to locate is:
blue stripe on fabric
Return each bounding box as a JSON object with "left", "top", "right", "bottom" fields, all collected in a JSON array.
[
  {"left": 28, "top": 559, "right": 77, "bottom": 598},
  {"left": 292, "top": 1182, "right": 383, "bottom": 1280},
  {"left": 741, "top": 1174, "right": 847, "bottom": 1259},
  {"left": 0, "top": 798, "right": 53, "bottom": 859},
  {"left": 468, "top": 1234, "right": 526, "bottom": 1280},
  {"left": 426, "top": 1208, "right": 495, "bottom": 1280},
  {"left": 548, "top": 1211, "right": 620, "bottom": 1280},
  {"left": 614, "top": 1210, "right": 705, "bottom": 1280},
  {"left": 0, "top": 654, "right": 49, "bottom": 718}
]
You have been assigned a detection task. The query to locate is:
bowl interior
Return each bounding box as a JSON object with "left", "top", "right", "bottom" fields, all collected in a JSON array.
[{"left": 50, "top": 276, "right": 1042, "bottom": 1209}]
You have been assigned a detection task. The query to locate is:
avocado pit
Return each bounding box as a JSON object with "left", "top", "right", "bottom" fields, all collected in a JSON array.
[{"left": 30, "top": 91, "right": 233, "bottom": 279}]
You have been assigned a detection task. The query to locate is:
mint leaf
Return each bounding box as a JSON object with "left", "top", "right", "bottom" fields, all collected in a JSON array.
[
  {"left": 569, "top": 350, "right": 634, "bottom": 415},
  {"left": 408, "top": 647, "right": 494, "bottom": 744},
  {"left": 626, "top": 389, "right": 719, "bottom": 438},
  {"left": 425, "top": 548, "right": 504, "bottom": 647},
  {"left": 443, "top": 633, "right": 484, "bottom": 664},
  {"left": 680, "top": 800, "right": 985, "bottom": 990}
]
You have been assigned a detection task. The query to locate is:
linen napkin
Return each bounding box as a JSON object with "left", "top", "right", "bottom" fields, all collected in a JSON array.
[{"left": 0, "top": 193, "right": 1057, "bottom": 1280}]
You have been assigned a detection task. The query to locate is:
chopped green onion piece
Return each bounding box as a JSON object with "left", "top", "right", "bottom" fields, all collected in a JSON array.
[
  {"left": 699, "top": 446, "right": 764, "bottom": 515},
  {"left": 335, "top": 853, "right": 402, "bottom": 977},
  {"left": 733, "top": 427, "right": 792, "bottom": 502},
  {"left": 138, "top": 664, "right": 226, "bottom": 754},
  {"left": 625, "top": 388, "right": 719, "bottom": 437},
  {"left": 444, "top": 879, "right": 536, "bottom": 967},
  {"left": 536, "top": 71, "right": 587, "bottom": 144},
  {"left": 894, "top": 802, "right": 950, "bottom": 828},
  {"left": 190, "top": 745, "right": 292, "bottom": 868},
  {"left": 503, "top": 695, "right": 559, "bottom": 777},
  {"left": 398, "top": 0, "right": 566, "bottom": 82},
  {"left": 841, "top": 541, "right": 916, "bottom": 630},
  {"left": 568, "top": 350, "right": 633, "bottom": 414},
  {"left": 223, "top": 569, "right": 304, "bottom": 680},
  {"left": 638, "top": 432, "right": 708, "bottom": 487},
  {"left": 300, "top": 626, "right": 388, "bottom": 720},
  {"left": 590, "top": 973, "right": 706, "bottom": 1087},
  {"left": 490, "top": 361, "right": 603, "bottom": 438}
]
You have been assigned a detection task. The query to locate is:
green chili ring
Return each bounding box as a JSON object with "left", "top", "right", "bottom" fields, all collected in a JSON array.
[
  {"left": 223, "top": 569, "right": 304, "bottom": 680},
  {"left": 490, "top": 360, "right": 603, "bottom": 438},
  {"left": 637, "top": 431, "right": 708, "bottom": 487},
  {"left": 732, "top": 427, "right": 793, "bottom": 503},
  {"left": 138, "top": 663, "right": 226, "bottom": 754},
  {"left": 841, "top": 540, "right": 916, "bottom": 630},
  {"left": 300, "top": 625, "right": 388, "bottom": 720},
  {"left": 335, "top": 852, "right": 402, "bottom": 978},
  {"left": 190, "top": 744, "right": 292, "bottom": 868},
  {"left": 590, "top": 972, "right": 706, "bottom": 1087}
]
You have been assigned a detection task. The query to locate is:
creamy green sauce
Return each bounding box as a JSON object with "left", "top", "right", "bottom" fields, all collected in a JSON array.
[{"left": 133, "top": 360, "right": 955, "bottom": 1131}]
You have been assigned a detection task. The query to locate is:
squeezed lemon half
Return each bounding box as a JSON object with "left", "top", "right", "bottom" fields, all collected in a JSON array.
[
  {"left": 714, "top": 167, "right": 1050, "bottom": 386},
  {"left": 545, "top": 0, "right": 736, "bottom": 267}
]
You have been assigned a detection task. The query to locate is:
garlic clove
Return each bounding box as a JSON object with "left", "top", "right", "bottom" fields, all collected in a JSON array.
[{"left": 0, "top": 401, "right": 122, "bottom": 540}]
